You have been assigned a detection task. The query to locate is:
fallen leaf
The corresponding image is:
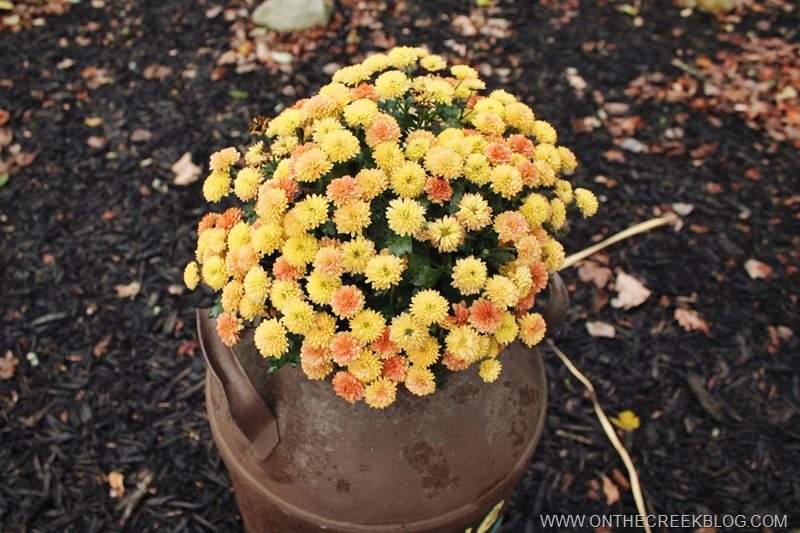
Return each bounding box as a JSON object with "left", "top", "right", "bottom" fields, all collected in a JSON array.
[
  {"left": 578, "top": 261, "right": 613, "bottom": 289},
  {"left": 171, "top": 152, "right": 200, "bottom": 185},
  {"left": 451, "top": 14, "right": 477, "bottom": 36},
  {"left": 87, "top": 135, "right": 106, "bottom": 149},
  {"left": 600, "top": 473, "right": 620, "bottom": 505},
  {"left": 11, "top": 152, "right": 35, "bottom": 168},
  {"left": 0, "top": 109, "right": 9, "bottom": 125},
  {"left": 0, "top": 351, "right": 20, "bottom": 380},
  {"left": 610, "top": 410, "right": 641, "bottom": 431},
  {"left": 0, "top": 127, "right": 12, "bottom": 147},
  {"left": 586, "top": 321, "right": 616, "bottom": 338},
  {"left": 177, "top": 340, "right": 200, "bottom": 357},
  {"left": 115, "top": 280, "right": 141, "bottom": 299},
  {"left": 612, "top": 468, "right": 631, "bottom": 491},
  {"left": 93, "top": 334, "right": 112, "bottom": 357},
  {"left": 671, "top": 202, "right": 694, "bottom": 216},
  {"left": 610, "top": 272, "right": 651, "bottom": 310},
  {"left": 142, "top": 64, "right": 172, "bottom": 81},
  {"left": 601, "top": 149, "right": 626, "bottom": 163},
  {"left": 619, "top": 137, "right": 649, "bottom": 153},
  {"left": 744, "top": 258, "right": 771, "bottom": 279},
  {"left": 130, "top": 128, "right": 152, "bottom": 142},
  {"left": 108, "top": 471, "right": 125, "bottom": 499},
  {"left": 675, "top": 307, "right": 710, "bottom": 336}
]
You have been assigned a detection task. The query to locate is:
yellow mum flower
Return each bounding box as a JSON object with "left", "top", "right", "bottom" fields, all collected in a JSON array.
[
  {"left": 364, "top": 377, "right": 397, "bottom": 409},
  {"left": 361, "top": 53, "right": 390, "bottom": 74},
  {"left": 549, "top": 198, "right": 567, "bottom": 230},
  {"left": 428, "top": 216, "right": 464, "bottom": 253},
  {"left": 535, "top": 160, "right": 557, "bottom": 186},
  {"left": 375, "top": 70, "right": 410, "bottom": 100},
  {"left": 445, "top": 325, "right": 482, "bottom": 362},
  {"left": 504, "top": 102, "right": 536, "bottom": 133},
  {"left": 441, "top": 136, "right": 473, "bottom": 158},
  {"left": 405, "top": 336, "right": 441, "bottom": 367},
  {"left": 201, "top": 255, "right": 228, "bottom": 291},
  {"left": 532, "top": 120, "right": 557, "bottom": 144},
  {"left": 389, "top": 160, "right": 427, "bottom": 198},
  {"left": 483, "top": 275, "right": 520, "bottom": 309},
  {"left": 312, "top": 117, "right": 346, "bottom": 144},
  {"left": 302, "top": 94, "right": 339, "bottom": 121},
  {"left": 453, "top": 77, "right": 486, "bottom": 99},
  {"left": 203, "top": 170, "right": 231, "bottom": 202},
  {"left": 494, "top": 312, "right": 519, "bottom": 344},
  {"left": 355, "top": 168, "right": 388, "bottom": 200},
  {"left": 534, "top": 143, "right": 562, "bottom": 171},
  {"left": 266, "top": 108, "right": 306, "bottom": 138},
  {"left": 269, "top": 280, "right": 304, "bottom": 312},
  {"left": 542, "top": 237, "right": 565, "bottom": 272},
  {"left": 490, "top": 164, "right": 523, "bottom": 200},
  {"left": 479, "top": 359, "right": 502, "bottom": 383},
  {"left": 554, "top": 180, "right": 574, "bottom": 204},
  {"left": 411, "top": 75, "right": 454, "bottom": 106},
  {"left": 423, "top": 146, "right": 463, "bottom": 180},
  {"left": 221, "top": 279, "right": 244, "bottom": 314},
  {"left": 489, "top": 89, "right": 517, "bottom": 105},
  {"left": 348, "top": 349, "right": 383, "bottom": 383},
  {"left": 209, "top": 147, "right": 240, "bottom": 171},
  {"left": 372, "top": 142, "right": 405, "bottom": 173},
  {"left": 558, "top": 146, "right": 578, "bottom": 172},
  {"left": 386, "top": 197, "right": 426, "bottom": 236},
  {"left": 254, "top": 318, "right": 289, "bottom": 359},
  {"left": 574, "top": 188, "right": 599, "bottom": 217},
  {"left": 409, "top": 289, "right": 449, "bottom": 326},
  {"left": 405, "top": 366, "right": 436, "bottom": 396},
  {"left": 318, "top": 82, "right": 353, "bottom": 112},
  {"left": 281, "top": 234, "right": 319, "bottom": 268},
  {"left": 239, "top": 296, "right": 266, "bottom": 322},
  {"left": 294, "top": 194, "right": 330, "bottom": 231},
  {"left": 471, "top": 111, "right": 506, "bottom": 136},
  {"left": 281, "top": 299, "right": 316, "bottom": 335},
  {"left": 456, "top": 193, "right": 493, "bottom": 231},
  {"left": 343, "top": 99, "right": 379, "bottom": 128},
  {"left": 332, "top": 64, "right": 371, "bottom": 86},
  {"left": 473, "top": 98, "right": 506, "bottom": 117},
  {"left": 305, "top": 269, "right": 342, "bottom": 306},
  {"left": 450, "top": 64, "right": 479, "bottom": 80},
  {"left": 389, "top": 312, "right": 427, "bottom": 351},
  {"left": 451, "top": 256, "right": 488, "bottom": 296},
  {"left": 270, "top": 135, "right": 299, "bottom": 157},
  {"left": 349, "top": 309, "right": 386, "bottom": 344},
  {"left": 251, "top": 221, "right": 284, "bottom": 256},
  {"left": 184, "top": 261, "right": 200, "bottom": 290},
  {"left": 340, "top": 236, "right": 376, "bottom": 274},
  {"left": 305, "top": 312, "right": 337, "bottom": 349},
  {"left": 420, "top": 54, "right": 447, "bottom": 71},
  {"left": 243, "top": 265, "right": 270, "bottom": 304},
  {"left": 320, "top": 129, "right": 361, "bottom": 163},
  {"left": 227, "top": 221, "right": 251, "bottom": 251},
  {"left": 520, "top": 193, "right": 551, "bottom": 228},
  {"left": 510, "top": 265, "right": 533, "bottom": 298},
  {"left": 364, "top": 254, "right": 405, "bottom": 290},
  {"left": 196, "top": 227, "right": 227, "bottom": 261},
  {"left": 463, "top": 153, "right": 492, "bottom": 185},
  {"left": 273, "top": 159, "right": 290, "bottom": 180},
  {"left": 387, "top": 46, "right": 425, "bottom": 67},
  {"left": 404, "top": 135, "right": 434, "bottom": 162},
  {"left": 293, "top": 147, "right": 332, "bottom": 183},
  {"left": 333, "top": 200, "right": 371, "bottom": 236},
  {"left": 255, "top": 187, "right": 289, "bottom": 220},
  {"left": 518, "top": 312, "right": 547, "bottom": 347}
]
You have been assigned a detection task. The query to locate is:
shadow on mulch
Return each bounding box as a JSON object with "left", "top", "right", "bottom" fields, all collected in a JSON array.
[{"left": 1, "top": 0, "right": 798, "bottom": 531}]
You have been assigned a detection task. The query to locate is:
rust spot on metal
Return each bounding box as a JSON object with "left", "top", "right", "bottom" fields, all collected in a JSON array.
[{"left": 401, "top": 441, "right": 461, "bottom": 497}]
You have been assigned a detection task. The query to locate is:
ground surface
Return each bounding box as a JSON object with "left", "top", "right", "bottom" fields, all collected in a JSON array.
[{"left": 1, "top": 0, "right": 799, "bottom": 531}]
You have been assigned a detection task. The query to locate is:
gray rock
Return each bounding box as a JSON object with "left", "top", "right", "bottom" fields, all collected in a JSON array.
[{"left": 251, "top": 0, "right": 331, "bottom": 33}]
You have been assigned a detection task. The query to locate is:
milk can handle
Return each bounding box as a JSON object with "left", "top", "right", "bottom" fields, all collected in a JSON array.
[
  {"left": 197, "top": 309, "right": 280, "bottom": 461},
  {"left": 541, "top": 272, "right": 569, "bottom": 332}
]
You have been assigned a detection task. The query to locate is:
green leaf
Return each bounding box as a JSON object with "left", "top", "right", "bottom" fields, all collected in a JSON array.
[
  {"left": 229, "top": 89, "right": 248, "bottom": 100},
  {"left": 387, "top": 235, "right": 413, "bottom": 257},
  {"left": 208, "top": 297, "right": 224, "bottom": 319},
  {"left": 0, "top": 173, "right": 9, "bottom": 187},
  {"left": 407, "top": 254, "right": 441, "bottom": 289}
]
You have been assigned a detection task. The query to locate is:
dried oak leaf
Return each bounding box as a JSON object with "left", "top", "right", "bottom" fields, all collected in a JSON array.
[
  {"left": 171, "top": 152, "right": 201, "bottom": 186},
  {"left": 600, "top": 473, "right": 620, "bottom": 506},
  {"left": 0, "top": 351, "right": 20, "bottom": 380},
  {"left": 578, "top": 261, "right": 613, "bottom": 289},
  {"left": 114, "top": 281, "right": 141, "bottom": 299},
  {"left": 675, "top": 307, "right": 710, "bottom": 336},
  {"left": 610, "top": 272, "right": 651, "bottom": 310}
]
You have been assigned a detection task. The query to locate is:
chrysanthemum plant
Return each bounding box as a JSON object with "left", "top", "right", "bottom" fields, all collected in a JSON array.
[{"left": 185, "top": 47, "right": 598, "bottom": 409}]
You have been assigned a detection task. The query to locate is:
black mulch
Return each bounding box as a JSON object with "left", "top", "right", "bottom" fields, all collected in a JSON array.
[{"left": 1, "top": 0, "right": 798, "bottom": 531}]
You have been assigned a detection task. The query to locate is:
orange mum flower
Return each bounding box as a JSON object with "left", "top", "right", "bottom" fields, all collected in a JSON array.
[
  {"left": 515, "top": 288, "right": 537, "bottom": 314},
  {"left": 330, "top": 331, "right": 362, "bottom": 365},
  {"left": 381, "top": 356, "right": 409, "bottom": 382},
  {"left": 517, "top": 160, "right": 539, "bottom": 186},
  {"left": 442, "top": 351, "right": 470, "bottom": 371},
  {"left": 518, "top": 312, "right": 547, "bottom": 347},
  {"left": 313, "top": 246, "right": 343, "bottom": 278},
  {"left": 300, "top": 342, "right": 331, "bottom": 366},
  {"left": 529, "top": 262, "right": 549, "bottom": 294},
  {"left": 264, "top": 177, "right": 299, "bottom": 201},
  {"left": 507, "top": 134, "right": 535, "bottom": 157},
  {"left": 468, "top": 298, "right": 504, "bottom": 334},
  {"left": 365, "top": 115, "right": 401, "bottom": 147},
  {"left": 364, "top": 377, "right": 397, "bottom": 409},
  {"left": 332, "top": 371, "right": 364, "bottom": 404},
  {"left": 326, "top": 176, "right": 362, "bottom": 206},
  {"left": 370, "top": 327, "right": 400, "bottom": 358},
  {"left": 494, "top": 211, "right": 530, "bottom": 244},
  {"left": 216, "top": 313, "right": 243, "bottom": 347},
  {"left": 351, "top": 83, "right": 378, "bottom": 101},
  {"left": 198, "top": 213, "right": 219, "bottom": 232},
  {"left": 215, "top": 207, "right": 244, "bottom": 230},
  {"left": 484, "top": 142, "right": 513, "bottom": 165},
  {"left": 329, "top": 285, "right": 365, "bottom": 319},
  {"left": 424, "top": 177, "right": 453, "bottom": 205},
  {"left": 272, "top": 256, "right": 303, "bottom": 281},
  {"left": 405, "top": 366, "right": 436, "bottom": 396}
]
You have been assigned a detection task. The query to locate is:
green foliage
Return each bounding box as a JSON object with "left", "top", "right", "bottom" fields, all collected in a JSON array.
[
  {"left": 228, "top": 89, "right": 249, "bottom": 100},
  {"left": 208, "top": 297, "right": 224, "bottom": 319}
]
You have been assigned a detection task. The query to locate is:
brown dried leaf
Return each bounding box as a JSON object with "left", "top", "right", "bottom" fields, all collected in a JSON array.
[
  {"left": 610, "top": 272, "right": 651, "bottom": 310},
  {"left": 586, "top": 321, "right": 616, "bottom": 338},
  {"left": 114, "top": 281, "right": 141, "bottom": 299},
  {"left": 600, "top": 473, "right": 620, "bottom": 505},
  {"left": 108, "top": 471, "right": 125, "bottom": 499},
  {"left": 675, "top": 307, "right": 710, "bottom": 336},
  {"left": 578, "top": 261, "right": 613, "bottom": 289},
  {"left": 0, "top": 109, "right": 9, "bottom": 125},
  {"left": 142, "top": 64, "right": 172, "bottom": 81},
  {"left": 87, "top": 135, "right": 106, "bottom": 149},
  {"left": 171, "top": 152, "right": 200, "bottom": 186},
  {"left": 0, "top": 351, "right": 20, "bottom": 380},
  {"left": 744, "top": 258, "right": 771, "bottom": 279},
  {"left": 93, "top": 334, "right": 112, "bottom": 358},
  {"left": 0, "top": 127, "right": 12, "bottom": 147},
  {"left": 131, "top": 128, "right": 152, "bottom": 142}
]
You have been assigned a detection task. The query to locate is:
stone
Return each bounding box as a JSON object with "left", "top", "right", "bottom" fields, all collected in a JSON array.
[{"left": 251, "top": 0, "right": 331, "bottom": 33}]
